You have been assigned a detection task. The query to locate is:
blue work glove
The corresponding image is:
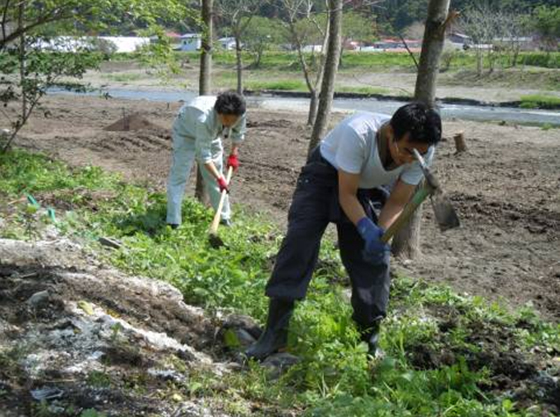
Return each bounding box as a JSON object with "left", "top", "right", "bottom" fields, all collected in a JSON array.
[{"left": 356, "top": 217, "right": 390, "bottom": 265}]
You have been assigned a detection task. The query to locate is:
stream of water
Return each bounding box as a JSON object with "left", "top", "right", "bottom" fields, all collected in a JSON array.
[{"left": 50, "top": 87, "right": 560, "bottom": 126}]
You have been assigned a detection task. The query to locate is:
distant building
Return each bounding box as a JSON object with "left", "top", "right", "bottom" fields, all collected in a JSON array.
[
  {"left": 98, "top": 37, "right": 150, "bottom": 53},
  {"left": 164, "top": 32, "right": 182, "bottom": 47},
  {"left": 343, "top": 40, "right": 361, "bottom": 50},
  {"left": 448, "top": 32, "right": 472, "bottom": 45},
  {"left": 302, "top": 44, "right": 323, "bottom": 53},
  {"left": 30, "top": 36, "right": 150, "bottom": 53},
  {"left": 493, "top": 36, "right": 538, "bottom": 51},
  {"left": 362, "top": 38, "right": 421, "bottom": 53},
  {"left": 218, "top": 37, "right": 237, "bottom": 50},
  {"left": 178, "top": 33, "right": 201, "bottom": 51}
]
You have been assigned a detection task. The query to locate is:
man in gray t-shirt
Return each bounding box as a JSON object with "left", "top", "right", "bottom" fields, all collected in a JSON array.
[{"left": 246, "top": 102, "right": 442, "bottom": 361}]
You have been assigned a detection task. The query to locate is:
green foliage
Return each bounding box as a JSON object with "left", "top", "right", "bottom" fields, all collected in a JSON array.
[
  {"left": 80, "top": 410, "right": 107, "bottom": 417},
  {"left": 0, "top": 149, "right": 119, "bottom": 196},
  {"left": 86, "top": 370, "right": 112, "bottom": 388},
  {"left": 520, "top": 94, "right": 560, "bottom": 108},
  {"left": 528, "top": 5, "right": 560, "bottom": 51},
  {"left": 519, "top": 52, "right": 560, "bottom": 68},
  {"left": 242, "top": 16, "right": 284, "bottom": 68},
  {"left": 0, "top": 0, "right": 194, "bottom": 152},
  {"left": 375, "top": 0, "right": 558, "bottom": 34},
  {"left": 342, "top": 12, "right": 376, "bottom": 44},
  {"left": 336, "top": 86, "right": 391, "bottom": 95},
  {"left": 245, "top": 79, "right": 307, "bottom": 91},
  {"left": 168, "top": 50, "right": 558, "bottom": 75},
  {"left": 0, "top": 44, "right": 105, "bottom": 152}
]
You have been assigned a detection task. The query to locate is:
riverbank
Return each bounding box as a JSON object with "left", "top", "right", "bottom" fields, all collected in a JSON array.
[
  {"left": 83, "top": 58, "right": 560, "bottom": 109},
  {"left": 245, "top": 88, "right": 560, "bottom": 109}
]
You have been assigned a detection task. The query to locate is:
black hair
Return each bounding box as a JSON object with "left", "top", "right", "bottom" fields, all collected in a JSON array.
[
  {"left": 390, "top": 102, "right": 442, "bottom": 145},
  {"left": 214, "top": 91, "right": 246, "bottom": 116}
]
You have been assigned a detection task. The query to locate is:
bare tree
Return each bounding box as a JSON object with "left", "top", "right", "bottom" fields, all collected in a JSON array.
[
  {"left": 281, "top": 0, "right": 330, "bottom": 125},
  {"left": 460, "top": 3, "right": 510, "bottom": 75},
  {"left": 199, "top": 0, "right": 214, "bottom": 95},
  {"left": 215, "top": 0, "right": 265, "bottom": 94},
  {"left": 391, "top": 0, "right": 452, "bottom": 259},
  {"left": 17, "top": 0, "right": 26, "bottom": 116},
  {"left": 494, "top": 11, "right": 527, "bottom": 68},
  {"left": 196, "top": 0, "right": 214, "bottom": 203},
  {"left": 308, "top": 0, "right": 343, "bottom": 154}
]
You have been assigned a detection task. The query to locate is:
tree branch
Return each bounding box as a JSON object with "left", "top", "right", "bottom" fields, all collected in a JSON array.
[{"left": 399, "top": 34, "right": 419, "bottom": 71}]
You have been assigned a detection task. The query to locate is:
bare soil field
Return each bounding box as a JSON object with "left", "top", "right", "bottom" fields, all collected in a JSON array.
[{"left": 11, "top": 94, "right": 560, "bottom": 321}]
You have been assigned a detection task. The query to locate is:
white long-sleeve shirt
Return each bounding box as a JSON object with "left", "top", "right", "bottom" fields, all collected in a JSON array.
[{"left": 172, "top": 96, "right": 247, "bottom": 163}]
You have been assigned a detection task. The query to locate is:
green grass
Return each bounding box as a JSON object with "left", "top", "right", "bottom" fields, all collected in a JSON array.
[
  {"left": 520, "top": 94, "right": 560, "bottom": 109},
  {"left": 1, "top": 148, "right": 558, "bottom": 416},
  {"left": 102, "top": 73, "right": 145, "bottom": 83},
  {"left": 336, "top": 85, "right": 391, "bottom": 95},
  {"left": 245, "top": 79, "right": 308, "bottom": 91},
  {"left": 156, "top": 50, "right": 560, "bottom": 72}
]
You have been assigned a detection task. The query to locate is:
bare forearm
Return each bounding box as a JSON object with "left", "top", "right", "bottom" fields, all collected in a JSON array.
[
  {"left": 339, "top": 193, "right": 367, "bottom": 226},
  {"left": 377, "top": 179, "right": 415, "bottom": 230},
  {"left": 377, "top": 202, "right": 405, "bottom": 230}
]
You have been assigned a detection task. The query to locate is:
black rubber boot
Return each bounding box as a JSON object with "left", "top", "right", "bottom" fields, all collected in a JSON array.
[
  {"left": 360, "top": 320, "right": 382, "bottom": 358},
  {"left": 245, "top": 298, "right": 295, "bottom": 361}
]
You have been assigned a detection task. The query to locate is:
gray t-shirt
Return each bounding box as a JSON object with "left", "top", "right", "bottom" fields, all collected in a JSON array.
[{"left": 319, "top": 112, "right": 435, "bottom": 188}]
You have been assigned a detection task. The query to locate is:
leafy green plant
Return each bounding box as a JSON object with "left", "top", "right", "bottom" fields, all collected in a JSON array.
[
  {"left": 80, "top": 409, "right": 108, "bottom": 417},
  {"left": 86, "top": 370, "right": 112, "bottom": 388}
]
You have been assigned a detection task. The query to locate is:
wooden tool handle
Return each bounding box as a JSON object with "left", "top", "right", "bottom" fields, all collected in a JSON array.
[
  {"left": 381, "top": 185, "right": 431, "bottom": 243},
  {"left": 209, "top": 166, "right": 234, "bottom": 235}
]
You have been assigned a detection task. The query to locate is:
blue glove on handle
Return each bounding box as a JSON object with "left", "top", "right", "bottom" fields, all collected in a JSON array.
[{"left": 356, "top": 217, "right": 390, "bottom": 265}]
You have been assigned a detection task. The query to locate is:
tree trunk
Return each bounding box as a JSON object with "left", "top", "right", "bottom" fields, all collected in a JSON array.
[
  {"left": 235, "top": 36, "right": 243, "bottom": 95},
  {"left": 454, "top": 131, "right": 467, "bottom": 153},
  {"left": 307, "top": 0, "right": 342, "bottom": 155},
  {"left": 391, "top": 0, "right": 451, "bottom": 259},
  {"left": 18, "top": 1, "right": 27, "bottom": 116},
  {"left": 476, "top": 49, "right": 483, "bottom": 76},
  {"left": 307, "top": 89, "right": 319, "bottom": 126},
  {"left": 413, "top": 0, "right": 450, "bottom": 105},
  {"left": 199, "top": 0, "right": 213, "bottom": 96},
  {"left": 196, "top": 0, "right": 214, "bottom": 204}
]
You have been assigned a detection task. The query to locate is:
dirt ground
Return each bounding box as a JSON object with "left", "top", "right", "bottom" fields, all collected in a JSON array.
[{"left": 11, "top": 94, "right": 560, "bottom": 321}]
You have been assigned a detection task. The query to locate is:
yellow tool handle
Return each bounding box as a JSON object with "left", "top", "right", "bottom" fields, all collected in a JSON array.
[{"left": 209, "top": 166, "right": 234, "bottom": 235}]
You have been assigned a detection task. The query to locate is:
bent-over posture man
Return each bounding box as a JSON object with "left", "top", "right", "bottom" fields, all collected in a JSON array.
[
  {"left": 246, "top": 102, "right": 442, "bottom": 360},
  {"left": 166, "top": 92, "right": 246, "bottom": 227}
]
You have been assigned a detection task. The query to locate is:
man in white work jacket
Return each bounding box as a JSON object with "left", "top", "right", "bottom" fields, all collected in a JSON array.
[{"left": 166, "top": 92, "right": 247, "bottom": 228}]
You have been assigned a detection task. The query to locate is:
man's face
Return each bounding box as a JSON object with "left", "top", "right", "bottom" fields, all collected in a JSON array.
[
  {"left": 388, "top": 129, "right": 431, "bottom": 166},
  {"left": 218, "top": 113, "right": 240, "bottom": 128}
]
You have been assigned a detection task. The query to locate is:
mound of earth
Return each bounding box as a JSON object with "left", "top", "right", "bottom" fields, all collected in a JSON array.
[
  {"left": 104, "top": 114, "right": 164, "bottom": 132},
  {"left": 0, "top": 237, "right": 236, "bottom": 416}
]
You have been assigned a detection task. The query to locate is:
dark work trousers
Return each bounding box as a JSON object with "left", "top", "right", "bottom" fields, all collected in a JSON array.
[{"left": 265, "top": 147, "right": 391, "bottom": 327}]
